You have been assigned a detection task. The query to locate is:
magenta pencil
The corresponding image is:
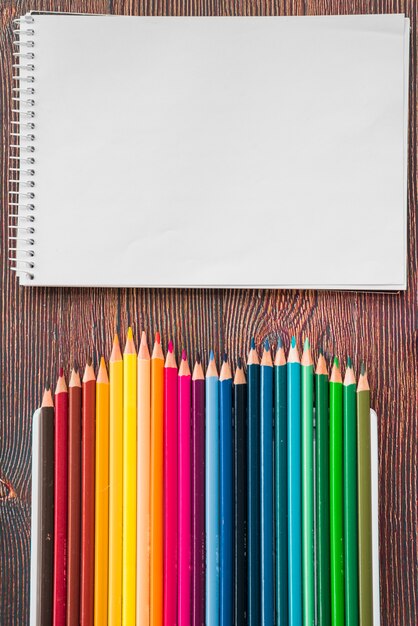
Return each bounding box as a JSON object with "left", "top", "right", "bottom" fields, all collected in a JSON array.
[
  {"left": 164, "top": 341, "right": 178, "bottom": 626},
  {"left": 192, "top": 355, "right": 205, "bottom": 626},
  {"left": 178, "top": 350, "right": 192, "bottom": 626}
]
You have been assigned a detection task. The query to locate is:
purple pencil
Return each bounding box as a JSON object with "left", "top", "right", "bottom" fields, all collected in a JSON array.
[{"left": 192, "top": 355, "right": 206, "bottom": 625}]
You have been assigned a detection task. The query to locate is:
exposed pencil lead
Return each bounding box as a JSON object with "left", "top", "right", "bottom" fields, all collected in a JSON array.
[
  {"left": 86, "top": 356, "right": 92, "bottom": 367},
  {"left": 168, "top": 340, "right": 174, "bottom": 353},
  {"left": 319, "top": 346, "right": 324, "bottom": 356},
  {"left": 73, "top": 360, "right": 78, "bottom": 373},
  {"left": 277, "top": 335, "right": 283, "bottom": 348},
  {"left": 333, "top": 356, "right": 340, "bottom": 368},
  {"left": 59, "top": 366, "right": 64, "bottom": 378},
  {"left": 303, "top": 337, "right": 310, "bottom": 350},
  {"left": 264, "top": 338, "right": 270, "bottom": 351},
  {"left": 250, "top": 337, "right": 256, "bottom": 350},
  {"left": 127, "top": 326, "right": 133, "bottom": 340},
  {"left": 291, "top": 336, "right": 296, "bottom": 348},
  {"left": 237, "top": 356, "right": 242, "bottom": 369},
  {"left": 45, "top": 381, "right": 50, "bottom": 391},
  {"left": 196, "top": 353, "right": 201, "bottom": 364},
  {"left": 155, "top": 331, "right": 161, "bottom": 344},
  {"left": 360, "top": 361, "right": 366, "bottom": 376},
  {"left": 182, "top": 349, "right": 187, "bottom": 361},
  {"left": 209, "top": 349, "right": 214, "bottom": 361},
  {"left": 347, "top": 356, "right": 352, "bottom": 368}
]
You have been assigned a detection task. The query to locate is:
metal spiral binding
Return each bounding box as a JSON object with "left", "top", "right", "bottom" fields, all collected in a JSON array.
[{"left": 9, "top": 14, "right": 35, "bottom": 280}]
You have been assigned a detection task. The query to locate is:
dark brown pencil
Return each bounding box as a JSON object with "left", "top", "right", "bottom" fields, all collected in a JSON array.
[
  {"left": 80, "top": 359, "right": 96, "bottom": 626},
  {"left": 40, "top": 386, "right": 55, "bottom": 626},
  {"left": 67, "top": 368, "right": 82, "bottom": 626}
]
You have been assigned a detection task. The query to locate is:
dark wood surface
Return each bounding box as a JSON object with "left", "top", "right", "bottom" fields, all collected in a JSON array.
[{"left": 1, "top": 1, "right": 416, "bottom": 624}]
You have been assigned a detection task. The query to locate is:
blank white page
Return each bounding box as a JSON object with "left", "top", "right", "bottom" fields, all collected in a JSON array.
[{"left": 16, "top": 14, "right": 409, "bottom": 288}]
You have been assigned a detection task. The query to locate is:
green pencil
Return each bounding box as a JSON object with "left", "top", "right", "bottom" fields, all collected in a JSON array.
[
  {"left": 301, "top": 338, "right": 314, "bottom": 626},
  {"left": 315, "top": 350, "right": 330, "bottom": 626},
  {"left": 357, "top": 363, "right": 373, "bottom": 626},
  {"left": 330, "top": 356, "right": 344, "bottom": 626},
  {"left": 344, "top": 358, "right": 359, "bottom": 626}
]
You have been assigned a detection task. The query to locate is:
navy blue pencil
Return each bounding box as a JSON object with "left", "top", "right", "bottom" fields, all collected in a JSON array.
[{"left": 220, "top": 354, "right": 233, "bottom": 626}]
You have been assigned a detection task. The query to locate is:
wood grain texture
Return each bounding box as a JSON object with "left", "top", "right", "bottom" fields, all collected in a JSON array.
[{"left": 0, "top": 1, "right": 416, "bottom": 624}]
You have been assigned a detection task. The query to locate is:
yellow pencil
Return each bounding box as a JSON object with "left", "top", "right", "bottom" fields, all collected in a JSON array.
[
  {"left": 108, "top": 335, "right": 123, "bottom": 625},
  {"left": 150, "top": 331, "right": 164, "bottom": 626},
  {"left": 137, "top": 331, "right": 151, "bottom": 625},
  {"left": 123, "top": 327, "right": 137, "bottom": 625},
  {"left": 94, "top": 357, "right": 110, "bottom": 626}
]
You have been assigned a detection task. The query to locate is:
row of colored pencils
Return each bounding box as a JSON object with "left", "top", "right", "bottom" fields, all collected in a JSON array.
[{"left": 30, "top": 330, "right": 378, "bottom": 626}]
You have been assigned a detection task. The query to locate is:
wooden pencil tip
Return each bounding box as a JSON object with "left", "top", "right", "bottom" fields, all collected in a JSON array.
[
  {"left": 347, "top": 355, "right": 353, "bottom": 368},
  {"left": 155, "top": 331, "right": 161, "bottom": 344},
  {"left": 333, "top": 356, "right": 340, "bottom": 369},
  {"left": 127, "top": 326, "right": 133, "bottom": 340},
  {"left": 45, "top": 381, "right": 50, "bottom": 391},
  {"left": 168, "top": 340, "right": 174, "bottom": 353},
  {"left": 291, "top": 336, "right": 296, "bottom": 348},
  {"left": 182, "top": 349, "right": 187, "bottom": 361},
  {"left": 113, "top": 333, "right": 120, "bottom": 345},
  {"left": 360, "top": 360, "right": 366, "bottom": 376},
  {"left": 209, "top": 349, "right": 215, "bottom": 361},
  {"left": 303, "top": 337, "right": 310, "bottom": 350},
  {"left": 42, "top": 387, "right": 54, "bottom": 407},
  {"left": 237, "top": 356, "right": 242, "bottom": 369},
  {"left": 250, "top": 337, "right": 256, "bottom": 350},
  {"left": 86, "top": 356, "right": 92, "bottom": 367},
  {"left": 59, "top": 366, "right": 64, "bottom": 378}
]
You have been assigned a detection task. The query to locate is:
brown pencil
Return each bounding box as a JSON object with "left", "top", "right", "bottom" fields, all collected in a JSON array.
[
  {"left": 67, "top": 367, "right": 82, "bottom": 626},
  {"left": 80, "top": 359, "right": 96, "bottom": 626},
  {"left": 40, "top": 386, "right": 55, "bottom": 626}
]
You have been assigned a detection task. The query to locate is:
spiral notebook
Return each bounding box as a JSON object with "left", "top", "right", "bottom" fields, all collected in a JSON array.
[{"left": 10, "top": 13, "right": 409, "bottom": 289}]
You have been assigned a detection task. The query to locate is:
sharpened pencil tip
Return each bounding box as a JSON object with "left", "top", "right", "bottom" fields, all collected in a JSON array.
[
  {"left": 86, "top": 356, "right": 92, "bottom": 367},
  {"left": 237, "top": 356, "right": 242, "bottom": 369},
  {"left": 291, "top": 336, "right": 296, "bottom": 348},
  {"left": 277, "top": 335, "right": 283, "bottom": 348},
  {"left": 333, "top": 356, "right": 340, "bottom": 368},
  {"left": 45, "top": 381, "right": 50, "bottom": 391},
  {"left": 250, "top": 337, "right": 255, "bottom": 350},
  {"left": 127, "top": 326, "right": 133, "bottom": 340},
  {"left": 155, "top": 331, "right": 161, "bottom": 344},
  {"left": 196, "top": 353, "right": 201, "bottom": 364},
  {"left": 303, "top": 337, "right": 310, "bottom": 350},
  {"left": 360, "top": 360, "right": 366, "bottom": 375},
  {"left": 264, "top": 338, "right": 270, "bottom": 351},
  {"left": 223, "top": 352, "right": 228, "bottom": 363},
  {"left": 182, "top": 349, "right": 187, "bottom": 361},
  {"left": 73, "top": 360, "right": 78, "bottom": 373},
  {"left": 168, "top": 340, "right": 174, "bottom": 353},
  {"left": 209, "top": 349, "right": 214, "bottom": 361},
  {"left": 59, "top": 366, "right": 64, "bottom": 378},
  {"left": 319, "top": 346, "right": 324, "bottom": 356},
  {"left": 347, "top": 356, "right": 352, "bottom": 368}
]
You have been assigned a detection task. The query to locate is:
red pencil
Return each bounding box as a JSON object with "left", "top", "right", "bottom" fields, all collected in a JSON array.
[
  {"left": 80, "top": 359, "right": 96, "bottom": 626},
  {"left": 53, "top": 368, "right": 68, "bottom": 626}
]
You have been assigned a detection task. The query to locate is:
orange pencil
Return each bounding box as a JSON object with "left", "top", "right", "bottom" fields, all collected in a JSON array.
[{"left": 150, "top": 332, "right": 164, "bottom": 626}]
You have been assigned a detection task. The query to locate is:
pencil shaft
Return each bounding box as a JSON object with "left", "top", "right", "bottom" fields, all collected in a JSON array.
[
  {"left": 164, "top": 366, "right": 178, "bottom": 626},
  {"left": 234, "top": 382, "right": 247, "bottom": 626},
  {"left": 108, "top": 358, "right": 123, "bottom": 625},
  {"left": 302, "top": 362, "right": 314, "bottom": 626},
  {"left": 316, "top": 373, "right": 331, "bottom": 626},
  {"left": 260, "top": 364, "right": 274, "bottom": 626},
  {"left": 67, "top": 385, "right": 81, "bottom": 626},
  {"left": 247, "top": 363, "right": 260, "bottom": 625},
  {"left": 40, "top": 406, "right": 55, "bottom": 626},
  {"left": 330, "top": 379, "right": 344, "bottom": 626},
  {"left": 94, "top": 376, "right": 110, "bottom": 626},
  {"left": 30, "top": 410, "right": 40, "bottom": 626},
  {"left": 81, "top": 378, "right": 96, "bottom": 626},
  {"left": 192, "top": 378, "right": 205, "bottom": 626},
  {"left": 274, "top": 363, "right": 288, "bottom": 626},
  {"left": 357, "top": 390, "right": 373, "bottom": 626},
  {"left": 205, "top": 375, "right": 219, "bottom": 626},
  {"left": 220, "top": 376, "right": 233, "bottom": 626},
  {"left": 344, "top": 382, "right": 359, "bottom": 626},
  {"left": 150, "top": 356, "right": 164, "bottom": 626},
  {"left": 288, "top": 361, "right": 302, "bottom": 626},
  {"left": 123, "top": 352, "right": 137, "bottom": 625},
  {"left": 53, "top": 390, "right": 68, "bottom": 626}
]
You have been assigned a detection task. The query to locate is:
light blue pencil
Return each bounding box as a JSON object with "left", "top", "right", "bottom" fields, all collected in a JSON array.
[
  {"left": 288, "top": 336, "right": 302, "bottom": 626},
  {"left": 206, "top": 350, "right": 220, "bottom": 626}
]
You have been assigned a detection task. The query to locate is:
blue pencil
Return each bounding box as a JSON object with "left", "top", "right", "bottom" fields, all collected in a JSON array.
[
  {"left": 247, "top": 338, "right": 261, "bottom": 626},
  {"left": 219, "top": 354, "right": 233, "bottom": 626},
  {"left": 205, "top": 351, "right": 219, "bottom": 626},
  {"left": 288, "top": 336, "right": 302, "bottom": 626},
  {"left": 260, "top": 339, "right": 274, "bottom": 626}
]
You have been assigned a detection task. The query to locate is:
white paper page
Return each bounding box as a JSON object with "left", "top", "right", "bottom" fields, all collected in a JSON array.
[{"left": 16, "top": 14, "right": 409, "bottom": 287}]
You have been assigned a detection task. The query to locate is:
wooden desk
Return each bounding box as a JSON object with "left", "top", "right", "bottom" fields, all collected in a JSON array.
[{"left": 0, "top": 1, "right": 416, "bottom": 624}]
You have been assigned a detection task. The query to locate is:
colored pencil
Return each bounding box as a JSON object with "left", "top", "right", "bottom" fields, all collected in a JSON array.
[
  {"left": 108, "top": 335, "right": 123, "bottom": 626},
  {"left": 164, "top": 341, "right": 178, "bottom": 626},
  {"left": 234, "top": 358, "right": 247, "bottom": 626},
  {"left": 205, "top": 350, "right": 219, "bottom": 626},
  {"left": 343, "top": 357, "right": 359, "bottom": 626},
  {"left": 150, "top": 331, "right": 164, "bottom": 626},
  {"left": 301, "top": 338, "right": 314, "bottom": 626},
  {"left": 81, "top": 359, "right": 96, "bottom": 626},
  {"left": 30, "top": 407, "right": 41, "bottom": 626},
  {"left": 192, "top": 355, "right": 205, "bottom": 626},
  {"left": 288, "top": 336, "right": 302, "bottom": 626},
  {"left": 370, "top": 410, "right": 381, "bottom": 626},
  {"left": 40, "top": 387, "right": 55, "bottom": 626},
  {"left": 67, "top": 368, "right": 82, "bottom": 626},
  {"left": 274, "top": 337, "right": 287, "bottom": 626},
  {"left": 357, "top": 363, "right": 373, "bottom": 626},
  {"left": 315, "top": 350, "right": 331, "bottom": 626},
  {"left": 137, "top": 331, "right": 151, "bottom": 626},
  {"left": 247, "top": 338, "right": 260, "bottom": 626},
  {"left": 53, "top": 369, "right": 68, "bottom": 626},
  {"left": 94, "top": 357, "right": 110, "bottom": 626},
  {"left": 123, "top": 327, "right": 137, "bottom": 625},
  {"left": 330, "top": 356, "right": 344, "bottom": 626},
  {"left": 219, "top": 353, "right": 233, "bottom": 626},
  {"left": 260, "top": 340, "right": 274, "bottom": 626},
  {"left": 178, "top": 350, "right": 192, "bottom": 626}
]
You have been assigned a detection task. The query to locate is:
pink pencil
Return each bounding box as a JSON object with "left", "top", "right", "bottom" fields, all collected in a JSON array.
[
  {"left": 53, "top": 368, "right": 68, "bottom": 626},
  {"left": 178, "top": 350, "right": 192, "bottom": 626},
  {"left": 164, "top": 341, "right": 178, "bottom": 626}
]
